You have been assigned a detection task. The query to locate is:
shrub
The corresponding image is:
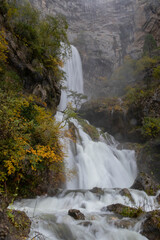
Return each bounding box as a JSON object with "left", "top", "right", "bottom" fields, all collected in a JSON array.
[
  {"left": 78, "top": 119, "right": 100, "bottom": 141},
  {"left": 153, "top": 65, "right": 160, "bottom": 80},
  {"left": 5, "top": 0, "right": 70, "bottom": 82},
  {"left": 142, "top": 117, "right": 160, "bottom": 138},
  {"left": 0, "top": 91, "right": 64, "bottom": 196},
  {"left": 0, "top": 30, "right": 8, "bottom": 73},
  {"left": 143, "top": 34, "right": 157, "bottom": 57}
]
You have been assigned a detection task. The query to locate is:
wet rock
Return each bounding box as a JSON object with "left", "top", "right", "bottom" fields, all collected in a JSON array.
[
  {"left": 136, "top": 141, "right": 160, "bottom": 185},
  {"left": 78, "top": 221, "right": 92, "bottom": 227},
  {"left": 156, "top": 193, "right": 160, "bottom": 204},
  {"left": 103, "top": 203, "right": 144, "bottom": 218},
  {"left": 68, "top": 209, "right": 85, "bottom": 220},
  {"left": 114, "top": 219, "right": 137, "bottom": 229},
  {"left": 119, "top": 188, "right": 134, "bottom": 203},
  {"left": 47, "top": 188, "right": 63, "bottom": 197},
  {"left": 62, "top": 189, "right": 87, "bottom": 198},
  {"left": 81, "top": 203, "right": 86, "bottom": 209},
  {"left": 141, "top": 210, "right": 160, "bottom": 240},
  {"left": 131, "top": 172, "right": 159, "bottom": 195},
  {"left": 90, "top": 187, "right": 104, "bottom": 196}
]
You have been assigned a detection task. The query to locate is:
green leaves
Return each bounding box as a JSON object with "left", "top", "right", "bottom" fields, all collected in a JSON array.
[
  {"left": 6, "top": 0, "right": 70, "bottom": 82},
  {"left": 142, "top": 117, "right": 160, "bottom": 138},
  {"left": 0, "top": 92, "right": 64, "bottom": 196},
  {"left": 143, "top": 34, "right": 157, "bottom": 57}
]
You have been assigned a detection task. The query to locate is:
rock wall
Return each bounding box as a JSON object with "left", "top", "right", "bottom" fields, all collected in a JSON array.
[
  {"left": 0, "top": 12, "right": 61, "bottom": 110},
  {"left": 29, "top": 0, "right": 160, "bottom": 98}
]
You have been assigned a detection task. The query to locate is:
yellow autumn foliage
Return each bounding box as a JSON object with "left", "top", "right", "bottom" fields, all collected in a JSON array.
[
  {"left": 0, "top": 30, "right": 8, "bottom": 72},
  {"left": 0, "top": 91, "right": 65, "bottom": 195}
]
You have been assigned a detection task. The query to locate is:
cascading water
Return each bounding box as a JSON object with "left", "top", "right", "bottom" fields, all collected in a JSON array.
[
  {"left": 58, "top": 45, "right": 83, "bottom": 112},
  {"left": 13, "top": 46, "right": 159, "bottom": 240}
]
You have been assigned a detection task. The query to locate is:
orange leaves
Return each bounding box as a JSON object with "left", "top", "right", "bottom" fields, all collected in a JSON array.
[
  {"left": 0, "top": 92, "right": 65, "bottom": 193},
  {"left": 26, "top": 145, "right": 63, "bottom": 169}
]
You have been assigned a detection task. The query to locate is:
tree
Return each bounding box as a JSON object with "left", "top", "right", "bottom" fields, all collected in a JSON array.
[
  {"left": 143, "top": 34, "right": 157, "bottom": 57},
  {"left": 67, "top": 90, "right": 87, "bottom": 109}
]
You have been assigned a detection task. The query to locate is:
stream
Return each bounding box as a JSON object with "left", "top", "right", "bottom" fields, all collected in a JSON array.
[{"left": 13, "top": 46, "right": 160, "bottom": 240}]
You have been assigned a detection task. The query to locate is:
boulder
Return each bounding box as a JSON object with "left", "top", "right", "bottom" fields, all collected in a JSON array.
[
  {"left": 90, "top": 187, "right": 104, "bottom": 196},
  {"left": 141, "top": 210, "right": 160, "bottom": 240},
  {"left": 78, "top": 221, "right": 92, "bottom": 227},
  {"left": 102, "top": 203, "right": 144, "bottom": 218},
  {"left": 68, "top": 209, "right": 85, "bottom": 220},
  {"left": 156, "top": 193, "right": 160, "bottom": 204},
  {"left": 114, "top": 219, "right": 137, "bottom": 229},
  {"left": 119, "top": 188, "right": 134, "bottom": 203},
  {"left": 131, "top": 172, "right": 159, "bottom": 195}
]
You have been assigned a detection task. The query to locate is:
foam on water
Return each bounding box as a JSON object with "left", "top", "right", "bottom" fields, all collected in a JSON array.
[{"left": 12, "top": 46, "right": 159, "bottom": 240}]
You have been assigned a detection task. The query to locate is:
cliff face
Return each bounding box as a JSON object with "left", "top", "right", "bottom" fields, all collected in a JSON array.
[
  {"left": 0, "top": 11, "right": 61, "bottom": 110},
  {"left": 30, "top": 0, "right": 160, "bottom": 97}
]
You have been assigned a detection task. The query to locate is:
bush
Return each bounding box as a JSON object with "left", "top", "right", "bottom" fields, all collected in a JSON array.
[
  {"left": 0, "top": 0, "right": 8, "bottom": 15},
  {"left": 0, "top": 0, "right": 69, "bottom": 197},
  {"left": 143, "top": 34, "right": 157, "bottom": 57},
  {"left": 125, "top": 86, "right": 153, "bottom": 106},
  {"left": 5, "top": 0, "right": 70, "bottom": 82},
  {"left": 0, "top": 30, "right": 8, "bottom": 73},
  {"left": 78, "top": 119, "right": 100, "bottom": 141},
  {"left": 142, "top": 117, "right": 160, "bottom": 138},
  {"left": 0, "top": 91, "right": 65, "bottom": 196},
  {"left": 153, "top": 65, "right": 160, "bottom": 80}
]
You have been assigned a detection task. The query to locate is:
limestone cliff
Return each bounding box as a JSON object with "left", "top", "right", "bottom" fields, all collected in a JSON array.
[
  {"left": 0, "top": 8, "right": 61, "bottom": 110},
  {"left": 30, "top": 0, "right": 160, "bottom": 97}
]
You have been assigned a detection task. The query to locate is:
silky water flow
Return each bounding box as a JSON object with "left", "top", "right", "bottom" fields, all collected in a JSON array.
[{"left": 13, "top": 46, "right": 160, "bottom": 240}]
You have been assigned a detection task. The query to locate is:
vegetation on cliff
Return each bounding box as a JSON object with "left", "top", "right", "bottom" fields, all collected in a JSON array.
[
  {"left": 0, "top": 0, "right": 70, "bottom": 197},
  {"left": 1, "top": 0, "right": 69, "bottom": 79},
  {"left": 81, "top": 36, "right": 160, "bottom": 141}
]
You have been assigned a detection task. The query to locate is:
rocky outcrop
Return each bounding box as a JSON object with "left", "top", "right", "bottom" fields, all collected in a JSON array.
[
  {"left": 141, "top": 210, "right": 160, "bottom": 240},
  {"left": 114, "top": 218, "right": 137, "bottom": 229},
  {"left": 7, "top": 31, "right": 60, "bottom": 110},
  {"left": 0, "top": 194, "right": 31, "bottom": 240},
  {"left": 79, "top": 84, "right": 160, "bottom": 141},
  {"left": 102, "top": 203, "right": 144, "bottom": 218},
  {"left": 78, "top": 99, "right": 143, "bottom": 142},
  {"left": 29, "top": 0, "right": 160, "bottom": 98},
  {"left": 136, "top": 141, "right": 160, "bottom": 184},
  {"left": 90, "top": 187, "right": 104, "bottom": 195},
  {"left": 131, "top": 172, "right": 159, "bottom": 195},
  {"left": 119, "top": 188, "right": 134, "bottom": 203},
  {"left": 68, "top": 209, "right": 85, "bottom": 220},
  {"left": 0, "top": 13, "right": 60, "bottom": 110}
]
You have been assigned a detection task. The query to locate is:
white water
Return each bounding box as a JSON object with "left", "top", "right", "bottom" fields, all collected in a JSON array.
[
  {"left": 65, "top": 118, "right": 137, "bottom": 190},
  {"left": 13, "top": 46, "right": 159, "bottom": 239},
  {"left": 58, "top": 45, "right": 83, "bottom": 111}
]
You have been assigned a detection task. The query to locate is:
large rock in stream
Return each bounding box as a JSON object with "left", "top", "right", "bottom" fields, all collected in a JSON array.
[
  {"left": 102, "top": 203, "right": 144, "bottom": 218},
  {"left": 119, "top": 188, "right": 134, "bottom": 203},
  {"left": 68, "top": 209, "right": 85, "bottom": 220},
  {"left": 141, "top": 210, "right": 160, "bottom": 240},
  {"left": 131, "top": 172, "right": 160, "bottom": 195}
]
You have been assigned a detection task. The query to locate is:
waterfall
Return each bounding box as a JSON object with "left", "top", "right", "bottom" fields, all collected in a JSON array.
[
  {"left": 58, "top": 45, "right": 84, "bottom": 111},
  {"left": 12, "top": 46, "right": 159, "bottom": 240},
  {"left": 58, "top": 45, "right": 137, "bottom": 190}
]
